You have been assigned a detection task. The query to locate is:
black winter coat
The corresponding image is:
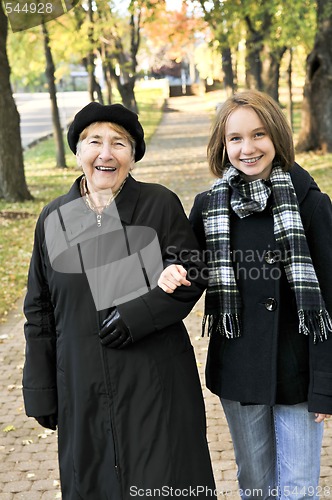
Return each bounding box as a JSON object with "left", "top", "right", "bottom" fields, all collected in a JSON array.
[
  {"left": 189, "top": 164, "right": 332, "bottom": 414},
  {"left": 23, "top": 175, "right": 216, "bottom": 499}
]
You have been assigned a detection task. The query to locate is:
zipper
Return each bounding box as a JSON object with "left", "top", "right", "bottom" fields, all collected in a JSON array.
[
  {"left": 99, "top": 330, "right": 123, "bottom": 492},
  {"left": 95, "top": 226, "right": 123, "bottom": 496},
  {"left": 79, "top": 192, "right": 123, "bottom": 492}
]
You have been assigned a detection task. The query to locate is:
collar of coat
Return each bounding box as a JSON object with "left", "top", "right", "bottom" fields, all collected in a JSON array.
[
  {"left": 195, "top": 163, "right": 319, "bottom": 206},
  {"left": 289, "top": 162, "right": 320, "bottom": 204},
  {"left": 52, "top": 163, "right": 318, "bottom": 225},
  {"left": 64, "top": 173, "right": 140, "bottom": 225}
]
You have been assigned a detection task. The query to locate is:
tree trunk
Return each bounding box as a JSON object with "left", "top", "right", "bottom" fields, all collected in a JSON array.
[
  {"left": 109, "top": 63, "right": 138, "bottom": 113},
  {"left": 106, "top": 9, "right": 139, "bottom": 113},
  {"left": 87, "top": 0, "right": 95, "bottom": 102},
  {"left": 83, "top": 56, "right": 104, "bottom": 104},
  {"left": 244, "top": 16, "right": 264, "bottom": 90},
  {"left": 42, "top": 21, "right": 67, "bottom": 167},
  {"left": 287, "top": 48, "right": 294, "bottom": 131},
  {"left": 245, "top": 39, "right": 263, "bottom": 90},
  {"left": 118, "top": 82, "right": 138, "bottom": 113},
  {"left": 0, "top": 3, "right": 32, "bottom": 201},
  {"left": 221, "top": 47, "right": 235, "bottom": 96},
  {"left": 103, "top": 62, "right": 113, "bottom": 105},
  {"left": 95, "top": 79, "right": 104, "bottom": 104},
  {"left": 262, "top": 46, "right": 287, "bottom": 102},
  {"left": 297, "top": 0, "right": 332, "bottom": 152},
  {"left": 86, "top": 0, "right": 103, "bottom": 104},
  {"left": 87, "top": 52, "right": 95, "bottom": 102},
  {"left": 244, "top": 13, "right": 274, "bottom": 92}
]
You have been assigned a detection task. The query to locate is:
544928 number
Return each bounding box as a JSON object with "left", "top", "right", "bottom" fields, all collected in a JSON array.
[{"left": 5, "top": 2, "right": 53, "bottom": 14}]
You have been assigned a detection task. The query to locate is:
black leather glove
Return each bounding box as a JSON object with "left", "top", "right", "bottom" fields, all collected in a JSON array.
[
  {"left": 99, "top": 308, "right": 133, "bottom": 349},
  {"left": 35, "top": 414, "right": 58, "bottom": 430}
]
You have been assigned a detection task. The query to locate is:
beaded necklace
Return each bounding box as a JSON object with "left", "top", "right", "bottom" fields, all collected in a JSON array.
[{"left": 80, "top": 175, "right": 127, "bottom": 227}]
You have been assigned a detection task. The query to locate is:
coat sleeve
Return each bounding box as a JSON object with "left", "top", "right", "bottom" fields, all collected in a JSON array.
[
  {"left": 305, "top": 193, "right": 332, "bottom": 414},
  {"left": 117, "top": 191, "right": 208, "bottom": 342},
  {"left": 22, "top": 211, "right": 58, "bottom": 418}
]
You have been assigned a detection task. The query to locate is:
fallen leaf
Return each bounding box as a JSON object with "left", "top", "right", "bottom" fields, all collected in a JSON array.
[
  {"left": 22, "top": 439, "right": 33, "bottom": 445},
  {"left": 3, "top": 425, "right": 16, "bottom": 433}
]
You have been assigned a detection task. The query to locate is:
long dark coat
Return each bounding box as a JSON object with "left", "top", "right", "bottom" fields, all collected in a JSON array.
[
  {"left": 189, "top": 163, "right": 332, "bottom": 414},
  {"left": 23, "top": 175, "right": 216, "bottom": 500}
]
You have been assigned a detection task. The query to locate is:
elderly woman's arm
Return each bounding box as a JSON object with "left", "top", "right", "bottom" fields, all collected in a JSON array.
[
  {"left": 114, "top": 191, "right": 208, "bottom": 343},
  {"left": 22, "top": 212, "right": 58, "bottom": 425}
]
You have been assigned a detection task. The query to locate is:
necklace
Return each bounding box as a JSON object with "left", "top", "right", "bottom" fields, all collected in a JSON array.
[{"left": 80, "top": 175, "right": 127, "bottom": 227}]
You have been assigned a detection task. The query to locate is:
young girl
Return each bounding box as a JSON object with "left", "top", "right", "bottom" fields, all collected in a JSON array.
[{"left": 158, "top": 90, "right": 332, "bottom": 499}]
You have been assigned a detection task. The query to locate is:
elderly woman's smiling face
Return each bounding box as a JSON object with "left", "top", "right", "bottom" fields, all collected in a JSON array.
[{"left": 76, "top": 122, "right": 135, "bottom": 194}]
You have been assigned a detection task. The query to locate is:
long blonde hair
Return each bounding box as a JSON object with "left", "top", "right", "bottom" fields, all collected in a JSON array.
[{"left": 208, "top": 89, "right": 295, "bottom": 178}]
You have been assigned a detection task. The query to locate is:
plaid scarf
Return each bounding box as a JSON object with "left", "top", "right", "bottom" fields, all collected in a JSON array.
[
  {"left": 202, "top": 165, "right": 332, "bottom": 343},
  {"left": 226, "top": 167, "right": 272, "bottom": 217}
]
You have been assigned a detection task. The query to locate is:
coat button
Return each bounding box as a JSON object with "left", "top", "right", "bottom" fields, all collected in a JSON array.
[
  {"left": 265, "top": 298, "right": 277, "bottom": 311},
  {"left": 264, "top": 250, "right": 277, "bottom": 264}
]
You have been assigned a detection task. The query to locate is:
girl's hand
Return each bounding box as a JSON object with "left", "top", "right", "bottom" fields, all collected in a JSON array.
[
  {"left": 315, "top": 413, "right": 331, "bottom": 423},
  {"left": 158, "top": 264, "right": 191, "bottom": 293}
]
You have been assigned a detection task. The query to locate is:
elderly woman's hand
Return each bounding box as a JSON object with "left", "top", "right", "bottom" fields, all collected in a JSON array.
[{"left": 99, "top": 308, "right": 133, "bottom": 349}]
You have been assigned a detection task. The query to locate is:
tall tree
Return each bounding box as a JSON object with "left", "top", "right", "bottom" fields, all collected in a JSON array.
[
  {"left": 195, "top": 0, "right": 237, "bottom": 94},
  {"left": 192, "top": 0, "right": 316, "bottom": 101},
  {"left": 143, "top": 1, "right": 207, "bottom": 93},
  {"left": 297, "top": 0, "right": 332, "bottom": 152},
  {"left": 242, "top": 1, "right": 281, "bottom": 97},
  {"left": 0, "top": 3, "right": 32, "bottom": 201},
  {"left": 42, "top": 20, "right": 67, "bottom": 167},
  {"left": 106, "top": 6, "right": 141, "bottom": 113},
  {"left": 243, "top": 12, "right": 267, "bottom": 90},
  {"left": 260, "top": 0, "right": 315, "bottom": 103},
  {"left": 97, "top": 0, "right": 145, "bottom": 112},
  {"left": 85, "top": 0, "right": 104, "bottom": 104},
  {"left": 261, "top": 45, "right": 287, "bottom": 102}
]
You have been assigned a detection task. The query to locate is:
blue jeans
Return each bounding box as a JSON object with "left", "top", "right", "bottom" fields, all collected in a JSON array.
[{"left": 221, "top": 399, "right": 324, "bottom": 500}]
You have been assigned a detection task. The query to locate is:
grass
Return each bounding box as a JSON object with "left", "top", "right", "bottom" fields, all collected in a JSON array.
[
  {"left": 0, "top": 87, "right": 331, "bottom": 322},
  {"left": 0, "top": 87, "right": 164, "bottom": 321}
]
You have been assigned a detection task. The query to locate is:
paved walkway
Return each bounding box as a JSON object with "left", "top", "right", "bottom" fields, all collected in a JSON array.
[
  {"left": 15, "top": 91, "right": 90, "bottom": 149},
  {"left": 1, "top": 93, "right": 332, "bottom": 499}
]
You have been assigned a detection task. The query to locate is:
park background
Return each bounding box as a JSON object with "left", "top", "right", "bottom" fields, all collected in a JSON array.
[
  {"left": 0, "top": 0, "right": 331, "bottom": 320},
  {"left": 0, "top": 0, "right": 332, "bottom": 497}
]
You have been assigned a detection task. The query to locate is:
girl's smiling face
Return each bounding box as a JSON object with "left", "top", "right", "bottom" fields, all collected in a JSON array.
[
  {"left": 225, "top": 106, "right": 276, "bottom": 181},
  {"left": 76, "top": 122, "right": 135, "bottom": 195}
]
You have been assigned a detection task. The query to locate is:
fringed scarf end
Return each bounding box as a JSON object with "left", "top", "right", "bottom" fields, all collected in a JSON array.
[
  {"left": 202, "top": 313, "right": 241, "bottom": 339},
  {"left": 298, "top": 309, "right": 332, "bottom": 343}
]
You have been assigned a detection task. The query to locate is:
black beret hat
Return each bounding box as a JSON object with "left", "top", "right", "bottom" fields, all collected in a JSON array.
[{"left": 67, "top": 102, "right": 146, "bottom": 162}]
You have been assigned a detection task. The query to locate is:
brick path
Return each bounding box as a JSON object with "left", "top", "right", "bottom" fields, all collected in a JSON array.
[{"left": 1, "top": 93, "right": 331, "bottom": 499}]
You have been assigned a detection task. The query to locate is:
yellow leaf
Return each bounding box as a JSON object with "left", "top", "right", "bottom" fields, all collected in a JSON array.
[{"left": 3, "top": 425, "right": 15, "bottom": 433}]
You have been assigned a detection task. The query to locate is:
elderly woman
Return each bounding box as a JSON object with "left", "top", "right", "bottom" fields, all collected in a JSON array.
[{"left": 22, "top": 103, "right": 216, "bottom": 499}]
